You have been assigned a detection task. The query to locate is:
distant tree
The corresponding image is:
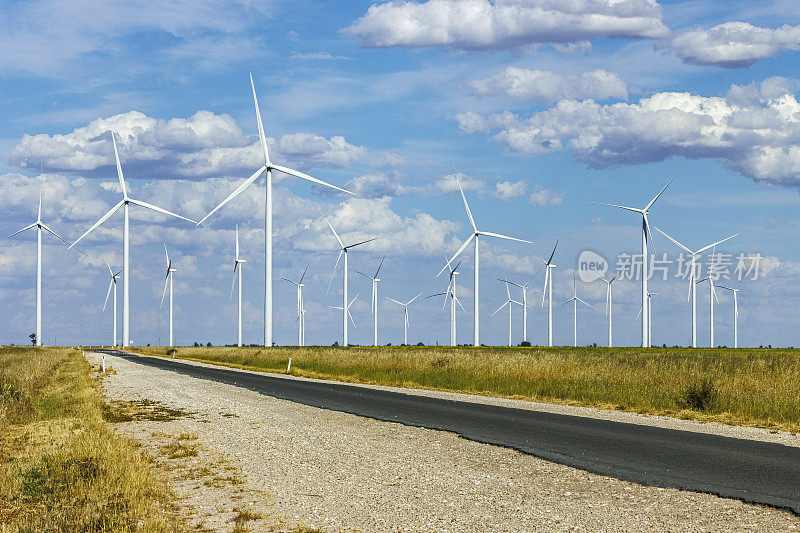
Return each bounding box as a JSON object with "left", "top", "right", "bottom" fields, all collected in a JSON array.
[
  {"left": 520, "top": 341, "right": 531, "bottom": 347},
  {"left": 29, "top": 333, "right": 36, "bottom": 346},
  {"left": 193, "top": 342, "right": 199, "bottom": 347},
  {"left": 332, "top": 341, "right": 339, "bottom": 347},
  {"left": 206, "top": 342, "right": 212, "bottom": 347},
  {"left": 416, "top": 342, "right": 424, "bottom": 346}
]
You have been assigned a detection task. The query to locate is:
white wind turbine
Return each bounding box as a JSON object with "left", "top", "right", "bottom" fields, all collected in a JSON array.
[
  {"left": 1, "top": 192, "right": 72, "bottom": 346},
  {"left": 562, "top": 274, "right": 596, "bottom": 348},
  {"left": 492, "top": 278, "right": 523, "bottom": 347},
  {"left": 356, "top": 256, "right": 385, "bottom": 347},
  {"left": 427, "top": 259, "right": 465, "bottom": 346},
  {"left": 230, "top": 226, "right": 247, "bottom": 347},
  {"left": 498, "top": 271, "right": 539, "bottom": 344},
  {"left": 322, "top": 214, "right": 376, "bottom": 347},
  {"left": 655, "top": 228, "right": 737, "bottom": 348},
  {"left": 71, "top": 132, "right": 195, "bottom": 347},
  {"left": 697, "top": 246, "right": 724, "bottom": 348},
  {"left": 596, "top": 162, "right": 686, "bottom": 347},
  {"left": 717, "top": 284, "right": 740, "bottom": 348},
  {"left": 281, "top": 263, "right": 310, "bottom": 347},
  {"left": 331, "top": 293, "right": 358, "bottom": 342},
  {"left": 386, "top": 293, "right": 423, "bottom": 346},
  {"left": 103, "top": 260, "right": 122, "bottom": 347},
  {"left": 540, "top": 241, "right": 558, "bottom": 347},
  {"left": 438, "top": 178, "right": 532, "bottom": 346},
  {"left": 196, "top": 75, "right": 353, "bottom": 348},
  {"left": 598, "top": 272, "right": 620, "bottom": 347},
  {"left": 160, "top": 245, "right": 178, "bottom": 347}
]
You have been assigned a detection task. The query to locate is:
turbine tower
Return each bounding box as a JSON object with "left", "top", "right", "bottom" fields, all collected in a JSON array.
[
  {"left": 636, "top": 291, "right": 659, "bottom": 347},
  {"left": 717, "top": 284, "right": 740, "bottom": 348},
  {"left": 281, "top": 262, "right": 309, "bottom": 347},
  {"left": 160, "top": 245, "right": 177, "bottom": 347},
  {"left": 498, "top": 271, "right": 538, "bottom": 344},
  {"left": 439, "top": 177, "right": 532, "bottom": 346},
  {"left": 562, "top": 274, "right": 596, "bottom": 347},
  {"left": 356, "top": 256, "right": 385, "bottom": 347},
  {"left": 196, "top": 75, "right": 353, "bottom": 348},
  {"left": 492, "top": 278, "right": 523, "bottom": 347},
  {"left": 103, "top": 260, "right": 121, "bottom": 347},
  {"left": 427, "top": 259, "right": 465, "bottom": 346},
  {"left": 540, "top": 242, "right": 558, "bottom": 347},
  {"left": 386, "top": 293, "right": 423, "bottom": 346},
  {"left": 322, "top": 214, "right": 376, "bottom": 347},
  {"left": 71, "top": 132, "right": 195, "bottom": 347},
  {"left": 1, "top": 192, "right": 72, "bottom": 346},
  {"left": 231, "top": 226, "right": 246, "bottom": 347},
  {"left": 655, "top": 228, "right": 737, "bottom": 348},
  {"left": 596, "top": 162, "right": 686, "bottom": 347},
  {"left": 697, "top": 246, "right": 722, "bottom": 348},
  {"left": 598, "top": 273, "right": 620, "bottom": 348}
]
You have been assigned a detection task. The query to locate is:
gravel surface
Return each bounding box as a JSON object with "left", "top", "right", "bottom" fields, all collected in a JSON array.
[{"left": 89, "top": 351, "right": 799, "bottom": 532}]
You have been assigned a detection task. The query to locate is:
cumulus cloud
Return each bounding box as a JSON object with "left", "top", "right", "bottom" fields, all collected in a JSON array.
[
  {"left": 344, "top": 174, "right": 409, "bottom": 198},
  {"left": 434, "top": 172, "right": 484, "bottom": 193},
  {"left": 468, "top": 67, "right": 627, "bottom": 103},
  {"left": 528, "top": 186, "right": 563, "bottom": 206},
  {"left": 493, "top": 180, "right": 527, "bottom": 200},
  {"left": 671, "top": 22, "right": 800, "bottom": 68},
  {"left": 8, "top": 111, "right": 391, "bottom": 180},
  {"left": 345, "top": 0, "right": 668, "bottom": 51},
  {"left": 456, "top": 76, "right": 800, "bottom": 187}
]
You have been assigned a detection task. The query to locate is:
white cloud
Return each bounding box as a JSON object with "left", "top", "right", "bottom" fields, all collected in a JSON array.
[
  {"left": 434, "top": 172, "right": 484, "bottom": 193},
  {"left": 344, "top": 174, "right": 409, "bottom": 198},
  {"left": 493, "top": 180, "right": 527, "bottom": 200},
  {"left": 670, "top": 22, "right": 800, "bottom": 68},
  {"left": 456, "top": 77, "right": 800, "bottom": 187},
  {"left": 289, "top": 52, "right": 356, "bottom": 61},
  {"left": 345, "top": 0, "right": 668, "bottom": 51},
  {"left": 528, "top": 186, "right": 563, "bottom": 206},
  {"left": 468, "top": 67, "right": 627, "bottom": 103}
]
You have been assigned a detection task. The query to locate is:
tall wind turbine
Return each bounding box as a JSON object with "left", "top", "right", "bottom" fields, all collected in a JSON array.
[
  {"left": 438, "top": 178, "right": 532, "bottom": 346},
  {"left": 386, "top": 293, "right": 423, "bottom": 345},
  {"left": 71, "top": 132, "right": 195, "bottom": 347},
  {"left": 356, "top": 256, "right": 385, "bottom": 347},
  {"left": 196, "top": 75, "right": 353, "bottom": 348},
  {"left": 562, "top": 274, "right": 596, "bottom": 347},
  {"left": 655, "top": 228, "right": 737, "bottom": 348},
  {"left": 1, "top": 192, "right": 71, "bottom": 346},
  {"left": 160, "top": 245, "right": 177, "bottom": 347},
  {"left": 322, "top": 214, "right": 376, "bottom": 347},
  {"left": 230, "top": 226, "right": 246, "bottom": 347},
  {"left": 492, "top": 278, "right": 523, "bottom": 347},
  {"left": 598, "top": 273, "right": 620, "bottom": 347},
  {"left": 540, "top": 241, "right": 558, "bottom": 347},
  {"left": 596, "top": 162, "right": 686, "bottom": 347},
  {"left": 717, "top": 284, "right": 740, "bottom": 348},
  {"left": 103, "top": 260, "right": 121, "bottom": 347},
  {"left": 281, "top": 262, "right": 309, "bottom": 347},
  {"left": 427, "top": 259, "right": 465, "bottom": 346}
]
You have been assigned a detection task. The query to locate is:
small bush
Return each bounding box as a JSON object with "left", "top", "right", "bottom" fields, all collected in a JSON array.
[{"left": 681, "top": 378, "right": 717, "bottom": 411}]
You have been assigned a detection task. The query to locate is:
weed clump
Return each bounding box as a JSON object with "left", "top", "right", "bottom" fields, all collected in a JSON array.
[{"left": 681, "top": 378, "right": 717, "bottom": 411}]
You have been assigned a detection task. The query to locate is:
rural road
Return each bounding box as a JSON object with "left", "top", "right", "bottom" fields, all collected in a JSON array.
[{"left": 99, "top": 350, "right": 800, "bottom": 515}]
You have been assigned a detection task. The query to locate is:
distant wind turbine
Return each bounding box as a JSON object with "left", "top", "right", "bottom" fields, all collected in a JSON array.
[
  {"left": 492, "top": 277, "right": 523, "bottom": 347},
  {"left": 427, "top": 258, "right": 465, "bottom": 346},
  {"left": 598, "top": 272, "right": 620, "bottom": 347},
  {"left": 697, "top": 246, "right": 723, "bottom": 348},
  {"left": 438, "top": 177, "right": 532, "bottom": 346},
  {"left": 71, "top": 132, "right": 195, "bottom": 347},
  {"left": 562, "top": 274, "right": 596, "bottom": 347},
  {"left": 160, "top": 245, "right": 178, "bottom": 347},
  {"left": 498, "top": 270, "right": 539, "bottom": 344},
  {"left": 636, "top": 290, "right": 659, "bottom": 347},
  {"left": 230, "top": 226, "right": 246, "bottom": 347},
  {"left": 356, "top": 256, "right": 385, "bottom": 347},
  {"left": 331, "top": 293, "right": 359, "bottom": 341},
  {"left": 196, "top": 74, "right": 353, "bottom": 348},
  {"left": 386, "top": 293, "right": 422, "bottom": 346},
  {"left": 540, "top": 241, "right": 558, "bottom": 347},
  {"left": 717, "top": 284, "right": 740, "bottom": 348},
  {"left": 281, "top": 262, "right": 310, "bottom": 347},
  {"left": 103, "top": 259, "right": 121, "bottom": 347}
]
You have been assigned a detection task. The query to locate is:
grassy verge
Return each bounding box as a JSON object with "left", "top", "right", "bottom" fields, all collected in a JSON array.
[
  {"left": 0, "top": 347, "right": 181, "bottom": 531},
  {"left": 132, "top": 345, "right": 800, "bottom": 433}
]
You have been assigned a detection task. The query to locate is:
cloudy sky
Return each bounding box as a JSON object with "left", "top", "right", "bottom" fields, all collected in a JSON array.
[{"left": 1, "top": 0, "right": 800, "bottom": 348}]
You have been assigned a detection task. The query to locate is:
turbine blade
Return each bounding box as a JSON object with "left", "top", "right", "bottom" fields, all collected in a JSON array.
[
  {"left": 231, "top": 262, "right": 239, "bottom": 300},
  {"left": 643, "top": 212, "right": 655, "bottom": 252},
  {"left": 645, "top": 160, "right": 687, "bottom": 211},
  {"left": 103, "top": 279, "right": 113, "bottom": 311},
  {"left": 39, "top": 223, "right": 71, "bottom": 248},
  {"left": 374, "top": 255, "right": 385, "bottom": 278},
  {"left": 655, "top": 227, "right": 691, "bottom": 254},
  {"left": 437, "top": 234, "right": 475, "bottom": 277},
  {"left": 164, "top": 244, "right": 170, "bottom": 268},
  {"left": 321, "top": 212, "right": 344, "bottom": 248},
  {"left": 250, "top": 73, "right": 271, "bottom": 166},
  {"left": 696, "top": 234, "right": 738, "bottom": 254},
  {"left": 576, "top": 297, "right": 596, "bottom": 310},
  {"left": 161, "top": 273, "right": 169, "bottom": 308},
  {"left": 457, "top": 181, "right": 477, "bottom": 231},
  {"left": 346, "top": 237, "right": 377, "bottom": 249},
  {"left": 455, "top": 296, "right": 466, "bottom": 312},
  {"left": 386, "top": 297, "right": 403, "bottom": 306},
  {"left": 355, "top": 270, "right": 373, "bottom": 280},
  {"left": 327, "top": 249, "right": 343, "bottom": 295},
  {"left": 129, "top": 199, "right": 195, "bottom": 224},
  {"left": 479, "top": 231, "right": 532, "bottom": 244},
  {"left": 70, "top": 201, "right": 124, "bottom": 248},
  {"left": 541, "top": 268, "right": 549, "bottom": 307},
  {"left": 111, "top": 132, "right": 128, "bottom": 199},
  {"left": 592, "top": 202, "right": 643, "bottom": 214},
  {"left": 271, "top": 164, "right": 354, "bottom": 195},
  {"left": 299, "top": 261, "right": 310, "bottom": 284},
  {"left": 37, "top": 191, "right": 42, "bottom": 222},
  {"left": 235, "top": 225, "right": 240, "bottom": 259},
  {"left": 197, "top": 166, "right": 266, "bottom": 226},
  {"left": 407, "top": 292, "right": 423, "bottom": 305},
  {"left": 106, "top": 259, "right": 113, "bottom": 276},
  {"left": 547, "top": 240, "right": 559, "bottom": 264},
  {"left": 562, "top": 297, "right": 576, "bottom": 306},
  {"left": 0, "top": 223, "right": 37, "bottom": 243}
]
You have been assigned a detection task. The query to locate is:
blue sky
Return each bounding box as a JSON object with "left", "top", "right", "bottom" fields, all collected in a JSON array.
[{"left": 1, "top": 0, "right": 800, "bottom": 347}]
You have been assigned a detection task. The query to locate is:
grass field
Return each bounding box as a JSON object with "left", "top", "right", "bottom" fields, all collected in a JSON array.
[
  {"left": 132, "top": 345, "right": 800, "bottom": 433},
  {"left": 0, "top": 346, "right": 181, "bottom": 531}
]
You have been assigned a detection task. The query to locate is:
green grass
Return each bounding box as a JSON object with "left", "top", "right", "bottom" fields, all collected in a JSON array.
[
  {"left": 0, "top": 347, "right": 182, "bottom": 531},
  {"left": 132, "top": 345, "right": 800, "bottom": 433}
]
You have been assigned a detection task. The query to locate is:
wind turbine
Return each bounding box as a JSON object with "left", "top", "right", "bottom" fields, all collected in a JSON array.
[
  {"left": 70, "top": 132, "right": 195, "bottom": 347},
  {"left": 322, "top": 214, "right": 376, "bottom": 347},
  {"left": 103, "top": 260, "right": 121, "bottom": 347},
  {"left": 697, "top": 246, "right": 723, "bottom": 348},
  {"left": 386, "top": 293, "right": 423, "bottom": 346},
  {"left": 540, "top": 241, "right": 558, "bottom": 347},
  {"left": 562, "top": 274, "right": 596, "bottom": 347},
  {"left": 438, "top": 178, "right": 532, "bottom": 346},
  {"left": 196, "top": 75, "right": 353, "bottom": 348},
  {"left": 596, "top": 162, "right": 686, "bottom": 347},
  {"left": 426, "top": 259, "right": 465, "bottom": 346},
  {"left": 717, "top": 284, "right": 740, "bottom": 348},
  {"left": 160, "top": 245, "right": 178, "bottom": 347},
  {"left": 331, "top": 293, "right": 358, "bottom": 342},
  {"left": 492, "top": 278, "right": 523, "bottom": 347},
  {"left": 281, "top": 262, "right": 309, "bottom": 347},
  {"left": 498, "top": 271, "right": 539, "bottom": 344},
  {"left": 1, "top": 191, "right": 72, "bottom": 346},
  {"left": 356, "top": 256, "right": 385, "bottom": 347},
  {"left": 230, "top": 226, "right": 246, "bottom": 347},
  {"left": 598, "top": 273, "right": 620, "bottom": 347},
  {"left": 636, "top": 291, "right": 659, "bottom": 347},
  {"left": 655, "top": 228, "right": 737, "bottom": 348}
]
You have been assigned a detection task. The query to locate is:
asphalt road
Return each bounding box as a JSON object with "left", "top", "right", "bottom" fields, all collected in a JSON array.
[{"left": 98, "top": 350, "right": 800, "bottom": 514}]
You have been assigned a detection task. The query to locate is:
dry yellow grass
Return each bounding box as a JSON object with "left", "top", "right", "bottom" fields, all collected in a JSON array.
[
  {"left": 0, "top": 347, "right": 182, "bottom": 531},
  {"left": 133, "top": 345, "right": 800, "bottom": 433}
]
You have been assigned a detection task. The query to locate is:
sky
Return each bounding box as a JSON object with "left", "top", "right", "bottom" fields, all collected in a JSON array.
[{"left": 1, "top": 0, "right": 800, "bottom": 348}]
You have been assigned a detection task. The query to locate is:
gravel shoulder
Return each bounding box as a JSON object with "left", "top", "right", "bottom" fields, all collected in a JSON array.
[{"left": 89, "top": 351, "right": 799, "bottom": 532}]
